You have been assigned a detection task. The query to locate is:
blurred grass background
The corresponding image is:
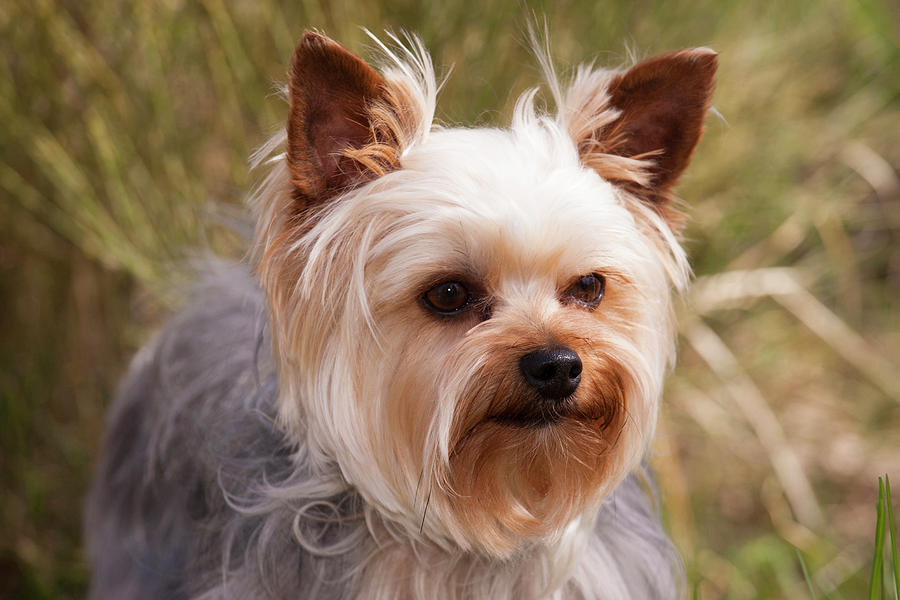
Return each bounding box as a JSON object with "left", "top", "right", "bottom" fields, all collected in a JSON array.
[{"left": 1, "top": 0, "right": 898, "bottom": 598}]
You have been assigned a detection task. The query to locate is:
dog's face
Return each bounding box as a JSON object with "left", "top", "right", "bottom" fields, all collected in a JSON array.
[{"left": 254, "top": 33, "right": 715, "bottom": 556}]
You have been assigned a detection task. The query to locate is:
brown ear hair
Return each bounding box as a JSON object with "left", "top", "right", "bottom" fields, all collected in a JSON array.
[
  {"left": 287, "top": 31, "right": 400, "bottom": 208},
  {"left": 578, "top": 48, "right": 717, "bottom": 225}
]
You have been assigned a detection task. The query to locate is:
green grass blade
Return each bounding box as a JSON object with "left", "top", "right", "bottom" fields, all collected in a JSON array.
[
  {"left": 871, "top": 477, "right": 887, "bottom": 600},
  {"left": 886, "top": 475, "right": 899, "bottom": 600},
  {"left": 797, "top": 549, "right": 818, "bottom": 600}
]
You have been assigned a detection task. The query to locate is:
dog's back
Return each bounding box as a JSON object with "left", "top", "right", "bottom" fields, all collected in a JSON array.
[{"left": 85, "top": 268, "right": 305, "bottom": 599}]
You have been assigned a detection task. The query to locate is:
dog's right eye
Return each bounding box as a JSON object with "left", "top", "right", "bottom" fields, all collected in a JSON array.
[{"left": 423, "top": 281, "right": 470, "bottom": 315}]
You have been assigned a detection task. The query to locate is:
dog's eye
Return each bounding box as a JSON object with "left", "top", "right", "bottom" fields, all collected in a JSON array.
[
  {"left": 424, "top": 281, "right": 470, "bottom": 315},
  {"left": 565, "top": 274, "right": 606, "bottom": 308}
]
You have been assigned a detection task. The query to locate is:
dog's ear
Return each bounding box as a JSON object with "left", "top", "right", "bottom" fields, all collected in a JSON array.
[
  {"left": 287, "top": 32, "right": 399, "bottom": 208},
  {"left": 606, "top": 48, "right": 717, "bottom": 190},
  {"left": 574, "top": 49, "right": 716, "bottom": 225}
]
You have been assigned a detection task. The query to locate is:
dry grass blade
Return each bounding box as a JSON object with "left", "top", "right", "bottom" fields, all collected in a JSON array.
[
  {"left": 691, "top": 268, "right": 900, "bottom": 404},
  {"left": 682, "top": 318, "right": 824, "bottom": 529},
  {"left": 773, "top": 290, "right": 900, "bottom": 405},
  {"left": 840, "top": 141, "right": 900, "bottom": 203}
]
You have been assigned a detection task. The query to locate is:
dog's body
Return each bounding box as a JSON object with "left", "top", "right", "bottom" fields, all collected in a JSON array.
[
  {"left": 86, "top": 267, "right": 679, "bottom": 599},
  {"left": 87, "top": 32, "right": 716, "bottom": 599}
]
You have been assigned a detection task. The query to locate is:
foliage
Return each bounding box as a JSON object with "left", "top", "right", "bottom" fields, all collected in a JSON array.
[{"left": 1, "top": 0, "right": 898, "bottom": 598}]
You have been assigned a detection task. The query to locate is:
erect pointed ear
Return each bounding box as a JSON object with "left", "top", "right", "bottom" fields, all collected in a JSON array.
[
  {"left": 606, "top": 48, "right": 716, "bottom": 189},
  {"left": 579, "top": 48, "right": 716, "bottom": 222},
  {"left": 287, "top": 31, "right": 399, "bottom": 208}
]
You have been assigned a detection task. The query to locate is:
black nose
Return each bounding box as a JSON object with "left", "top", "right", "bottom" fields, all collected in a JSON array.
[{"left": 519, "top": 346, "right": 582, "bottom": 400}]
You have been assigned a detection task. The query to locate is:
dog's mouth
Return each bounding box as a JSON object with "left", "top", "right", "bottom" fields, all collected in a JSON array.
[
  {"left": 489, "top": 398, "right": 578, "bottom": 427},
  {"left": 487, "top": 393, "right": 619, "bottom": 429}
]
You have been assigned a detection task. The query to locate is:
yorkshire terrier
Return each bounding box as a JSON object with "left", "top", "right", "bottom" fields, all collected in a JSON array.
[{"left": 87, "top": 31, "right": 716, "bottom": 599}]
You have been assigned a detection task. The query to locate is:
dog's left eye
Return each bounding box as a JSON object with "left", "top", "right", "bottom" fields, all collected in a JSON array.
[
  {"left": 565, "top": 274, "right": 606, "bottom": 308},
  {"left": 423, "top": 281, "right": 470, "bottom": 315}
]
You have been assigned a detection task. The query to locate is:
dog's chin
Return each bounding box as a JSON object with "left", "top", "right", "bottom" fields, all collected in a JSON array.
[{"left": 436, "top": 393, "right": 628, "bottom": 556}]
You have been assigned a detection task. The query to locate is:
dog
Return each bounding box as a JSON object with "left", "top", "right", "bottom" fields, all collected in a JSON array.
[{"left": 86, "top": 30, "right": 716, "bottom": 599}]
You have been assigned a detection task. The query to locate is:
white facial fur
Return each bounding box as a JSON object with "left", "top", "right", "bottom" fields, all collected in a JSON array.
[{"left": 273, "top": 114, "right": 684, "bottom": 554}]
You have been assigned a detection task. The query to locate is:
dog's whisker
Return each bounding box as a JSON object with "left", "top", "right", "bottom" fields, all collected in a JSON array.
[{"left": 419, "top": 488, "right": 432, "bottom": 534}]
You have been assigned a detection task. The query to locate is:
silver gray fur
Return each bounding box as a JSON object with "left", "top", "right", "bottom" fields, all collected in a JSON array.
[{"left": 85, "top": 266, "right": 682, "bottom": 599}]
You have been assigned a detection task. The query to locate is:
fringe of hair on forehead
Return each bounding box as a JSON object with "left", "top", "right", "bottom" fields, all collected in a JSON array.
[{"left": 248, "top": 29, "right": 692, "bottom": 312}]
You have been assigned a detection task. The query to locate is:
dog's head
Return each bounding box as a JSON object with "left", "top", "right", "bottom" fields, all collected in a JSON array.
[{"left": 253, "top": 32, "right": 715, "bottom": 557}]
